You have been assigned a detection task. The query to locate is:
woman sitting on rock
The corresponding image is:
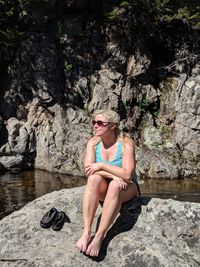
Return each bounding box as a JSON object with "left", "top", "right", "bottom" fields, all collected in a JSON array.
[{"left": 75, "top": 109, "right": 139, "bottom": 257}]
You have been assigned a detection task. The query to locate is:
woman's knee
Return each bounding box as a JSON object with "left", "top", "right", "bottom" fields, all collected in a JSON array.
[
  {"left": 87, "top": 174, "right": 104, "bottom": 188},
  {"left": 107, "top": 180, "right": 122, "bottom": 196}
]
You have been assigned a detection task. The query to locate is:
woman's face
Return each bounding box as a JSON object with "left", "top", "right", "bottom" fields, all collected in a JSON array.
[{"left": 92, "top": 114, "right": 113, "bottom": 137}]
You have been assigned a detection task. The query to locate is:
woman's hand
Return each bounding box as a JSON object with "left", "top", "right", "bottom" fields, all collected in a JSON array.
[
  {"left": 112, "top": 176, "right": 128, "bottom": 191},
  {"left": 85, "top": 163, "right": 104, "bottom": 176}
]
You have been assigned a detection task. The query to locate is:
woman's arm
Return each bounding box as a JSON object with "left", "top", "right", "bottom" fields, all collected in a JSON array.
[
  {"left": 95, "top": 170, "right": 128, "bottom": 190},
  {"left": 85, "top": 138, "right": 136, "bottom": 182},
  {"left": 93, "top": 170, "right": 121, "bottom": 180},
  {"left": 84, "top": 137, "right": 99, "bottom": 174}
]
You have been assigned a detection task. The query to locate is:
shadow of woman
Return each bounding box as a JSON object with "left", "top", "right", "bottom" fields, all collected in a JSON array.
[{"left": 90, "top": 196, "right": 151, "bottom": 262}]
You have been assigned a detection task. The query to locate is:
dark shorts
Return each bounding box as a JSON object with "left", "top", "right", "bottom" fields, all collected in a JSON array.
[{"left": 132, "top": 180, "right": 141, "bottom": 195}]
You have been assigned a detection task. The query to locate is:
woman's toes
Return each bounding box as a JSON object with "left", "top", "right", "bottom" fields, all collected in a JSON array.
[
  {"left": 85, "top": 237, "right": 102, "bottom": 257},
  {"left": 75, "top": 234, "right": 91, "bottom": 252}
]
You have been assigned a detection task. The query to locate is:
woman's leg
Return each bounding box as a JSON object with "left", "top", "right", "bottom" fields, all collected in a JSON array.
[
  {"left": 75, "top": 174, "right": 108, "bottom": 252},
  {"left": 86, "top": 181, "right": 138, "bottom": 257}
]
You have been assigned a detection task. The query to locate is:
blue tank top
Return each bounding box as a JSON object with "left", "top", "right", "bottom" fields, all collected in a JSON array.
[{"left": 95, "top": 141, "right": 137, "bottom": 183}]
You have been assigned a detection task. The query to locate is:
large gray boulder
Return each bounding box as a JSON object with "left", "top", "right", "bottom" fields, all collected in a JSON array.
[{"left": 0, "top": 186, "right": 199, "bottom": 267}]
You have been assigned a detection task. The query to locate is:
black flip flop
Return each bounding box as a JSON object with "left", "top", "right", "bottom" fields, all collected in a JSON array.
[
  {"left": 40, "top": 207, "right": 58, "bottom": 229},
  {"left": 51, "top": 211, "right": 70, "bottom": 231}
]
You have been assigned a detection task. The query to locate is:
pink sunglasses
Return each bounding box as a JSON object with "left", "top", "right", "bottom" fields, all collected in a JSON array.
[{"left": 92, "top": 120, "right": 110, "bottom": 127}]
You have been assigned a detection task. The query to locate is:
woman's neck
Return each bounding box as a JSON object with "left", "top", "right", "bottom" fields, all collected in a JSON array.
[{"left": 101, "top": 133, "right": 117, "bottom": 149}]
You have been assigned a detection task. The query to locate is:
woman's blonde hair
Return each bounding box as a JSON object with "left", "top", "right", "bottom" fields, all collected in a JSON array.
[
  {"left": 93, "top": 109, "right": 128, "bottom": 143},
  {"left": 93, "top": 109, "right": 120, "bottom": 125}
]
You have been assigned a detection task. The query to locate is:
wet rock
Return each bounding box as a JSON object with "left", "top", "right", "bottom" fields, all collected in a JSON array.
[
  {"left": 0, "top": 155, "right": 23, "bottom": 169},
  {"left": 0, "top": 117, "right": 35, "bottom": 172}
]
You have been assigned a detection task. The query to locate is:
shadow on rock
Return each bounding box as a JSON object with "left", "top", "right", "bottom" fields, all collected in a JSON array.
[
  {"left": 0, "top": 162, "right": 6, "bottom": 174},
  {"left": 91, "top": 196, "right": 151, "bottom": 262}
]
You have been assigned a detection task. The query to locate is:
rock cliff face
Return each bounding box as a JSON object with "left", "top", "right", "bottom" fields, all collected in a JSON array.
[
  {"left": 0, "top": 186, "right": 199, "bottom": 267},
  {"left": 0, "top": 0, "right": 199, "bottom": 178}
]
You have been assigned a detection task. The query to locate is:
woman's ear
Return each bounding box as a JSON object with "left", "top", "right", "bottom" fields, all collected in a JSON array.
[{"left": 110, "top": 123, "right": 117, "bottom": 130}]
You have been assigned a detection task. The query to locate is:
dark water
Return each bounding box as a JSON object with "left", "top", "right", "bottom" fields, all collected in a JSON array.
[
  {"left": 0, "top": 170, "right": 200, "bottom": 220},
  {"left": 0, "top": 170, "right": 86, "bottom": 220},
  {"left": 140, "top": 177, "right": 200, "bottom": 202}
]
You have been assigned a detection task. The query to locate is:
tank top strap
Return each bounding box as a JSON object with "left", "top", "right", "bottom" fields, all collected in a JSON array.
[
  {"left": 115, "top": 140, "right": 123, "bottom": 159},
  {"left": 95, "top": 142, "right": 101, "bottom": 160}
]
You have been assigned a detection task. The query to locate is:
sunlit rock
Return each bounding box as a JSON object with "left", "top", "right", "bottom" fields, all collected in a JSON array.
[{"left": 0, "top": 187, "right": 199, "bottom": 266}]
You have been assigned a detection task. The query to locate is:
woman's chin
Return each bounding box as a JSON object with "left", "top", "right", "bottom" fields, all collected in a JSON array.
[{"left": 94, "top": 132, "right": 102, "bottom": 136}]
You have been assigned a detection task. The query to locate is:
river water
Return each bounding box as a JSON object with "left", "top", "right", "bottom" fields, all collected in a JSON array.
[{"left": 0, "top": 170, "right": 200, "bottom": 220}]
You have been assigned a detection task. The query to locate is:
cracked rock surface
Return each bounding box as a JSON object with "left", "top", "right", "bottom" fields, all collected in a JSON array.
[{"left": 0, "top": 186, "right": 199, "bottom": 267}]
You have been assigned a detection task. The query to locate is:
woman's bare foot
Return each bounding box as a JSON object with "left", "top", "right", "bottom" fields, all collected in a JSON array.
[
  {"left": 75, "top": 233, "right": 92, "bottom": 253},
  {"left": 85, "top": 235, "right": 104, "bottom": 257}
]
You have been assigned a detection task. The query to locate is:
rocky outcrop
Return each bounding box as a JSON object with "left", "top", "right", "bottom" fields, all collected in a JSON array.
[
  {"left": 0, "top": 1, "right": 199, "bottom": 178},
  {"left": 0, "top": 186, "right": 199, "bottom": 266},
  {"left": 1, "top": 65, "right": 199, "bottom": 177},
  {"left": 28, "top": 104, "right": 91, "bottom": 175},
  {"left": 0, "top": 117, "right": 35, "bottom": 172},
  {"left": 138, "top": 71, "right": 200, "bottom": 178}
]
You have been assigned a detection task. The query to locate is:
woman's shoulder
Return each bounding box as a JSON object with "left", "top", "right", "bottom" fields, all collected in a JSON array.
[
  {"left": 87, "top": 136, "right": 101, "bottom": 147},
  {"left": 120, "top": 136, "right": 135, "bottom": 152},
  {"left": 120, "top": 136, "right": 135, "bottom": 146}
]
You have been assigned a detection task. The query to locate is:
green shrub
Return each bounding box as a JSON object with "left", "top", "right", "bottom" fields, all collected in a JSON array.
[
  {"left": 160, "top": 125, "right": 171, "bottom": 137},
  {"left": 152, "top": 0, "right": 200, "bottom": 28},
  {"left": 64, "top": 61, "right": 72, "bottom": 71},
  {"left": 120, "top": 1, "right": 129, "bottom": 7},
  {"left": 0, "top": 0, "right": 22, "bottom": 43},
  {"left": 140, "top": 96, "right": 148, "bottom": 113},
  {"left": 106, "top": 9, "right": 122, "bottom": 20}
]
